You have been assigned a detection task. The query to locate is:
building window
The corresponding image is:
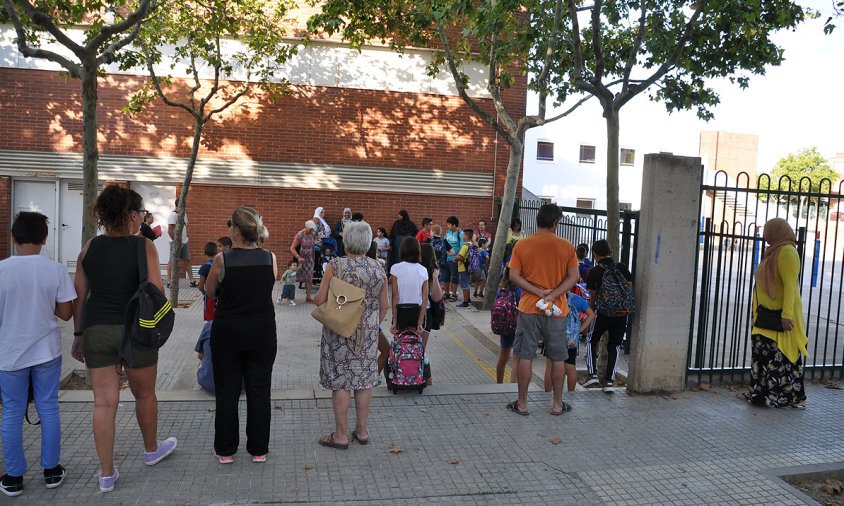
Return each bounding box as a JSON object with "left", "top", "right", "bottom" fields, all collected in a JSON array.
[
  {"left": 620, "top": 148, "right": 635, "bottom": 166},
  {"left": 619, "top": 202, "right": 633, "bottom": 211},
  {"left": 576, "top": 198, "right": 595, "bottom": 209},
  {"left": 579, "top": 145, "right": 596, "bottom": 163},
  {"left": 536, "top": 141, "right": 554, "bottom": 161}
]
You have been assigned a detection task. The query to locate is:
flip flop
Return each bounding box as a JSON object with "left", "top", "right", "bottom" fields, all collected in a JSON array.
[
  {"left": 352, "top": 431, "right": 370, "bottom": 445},
  {"left": 506, "top": 400, "right": 529, "bottom": 416},
  {"left": 550, "top": 402, "right": 573, "bottom": 416},
  {"left": 318, "top": 432, "right": 349, "bottom": 450}
]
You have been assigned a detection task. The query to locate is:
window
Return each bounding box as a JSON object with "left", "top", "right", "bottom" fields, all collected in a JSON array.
[
  {"left": 576, "top": 198, "right": 595, "bottom": 209},
  {"left": 620, "top": 148, "right": 635, "bottom": 166},
  {"left": 579, "top": 144, "right": 596, "bottom": 163},
  {"left": 536, "top": 141, "right": 554, "bottom": 161},
  {"left": 619, "top": 202, "right": 633, "bottom": 211}
]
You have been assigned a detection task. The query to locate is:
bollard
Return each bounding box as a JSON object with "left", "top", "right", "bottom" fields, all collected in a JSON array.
[
  {"left": 811, "top": 232, "right": 821, "bottom": 288},
  {"left": 751, "top": 228, "right": 761, "bottom": 275}
]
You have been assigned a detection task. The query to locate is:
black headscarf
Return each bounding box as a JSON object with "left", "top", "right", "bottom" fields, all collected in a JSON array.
[{"left": 390, "top": 210, "right": 418, "bottom": 238}]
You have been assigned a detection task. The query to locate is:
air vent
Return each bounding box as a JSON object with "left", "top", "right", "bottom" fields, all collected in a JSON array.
[{"left": 67, "top": 183, "right": 103, "bottom": 192}]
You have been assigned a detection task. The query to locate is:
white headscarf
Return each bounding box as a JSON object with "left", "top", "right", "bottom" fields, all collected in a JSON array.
[{"left": 313, "top": 207, "right": 330, "bottom": 238}]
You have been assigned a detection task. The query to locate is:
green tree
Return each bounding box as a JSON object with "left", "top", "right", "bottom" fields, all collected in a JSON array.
[
  {"left": 559, "top": 0, "right": 807, "bottom": 258},
  {"left": 1, "top": 0, "right": 157, "bottom": 244},
  {"left": 759, "top": 147, "right": 839, "bottom": 210},
  {"left": 309, "top": 0, "right": 591, "bottom": 308},
  {"left": 120, "top": 0, "right": 297, "bottom": 303}
]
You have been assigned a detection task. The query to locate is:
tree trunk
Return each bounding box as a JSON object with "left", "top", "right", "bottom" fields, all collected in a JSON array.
[
  {"left": 169, "top": 119, "right": 204, "bottom": 304},
  {"left": 80, "top": 64, "right": 99, "bottom": 245},
  {"left": 604, "top": 108, "right": 621, "bottom": 261},
  {"left": 482, "top": 134, "right": 525, "bottom": 310}
]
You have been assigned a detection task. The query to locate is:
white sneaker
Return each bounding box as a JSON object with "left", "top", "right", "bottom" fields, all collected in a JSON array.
[{"left": 289, "top": 301, "right": 296, "bottom": 306}]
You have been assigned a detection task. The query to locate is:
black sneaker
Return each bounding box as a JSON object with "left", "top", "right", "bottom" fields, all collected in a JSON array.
[
  {"left": 44, "top": 465, "right": 66, "bottom": 489},
  {"left": 582, "top": 376, "right": 600, "bottom": 388},
  {"left": 0, "top": 474, "right": 23, "bottom": 497}
]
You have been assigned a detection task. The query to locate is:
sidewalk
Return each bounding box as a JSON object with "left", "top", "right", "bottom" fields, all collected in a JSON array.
[{"left": 18, "top": 281, "right": 841, "bottom": 504}]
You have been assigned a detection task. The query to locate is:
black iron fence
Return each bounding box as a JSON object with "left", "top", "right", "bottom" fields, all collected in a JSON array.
[{"left": 689, "top": 171, "right": 844, "bottom": 383}]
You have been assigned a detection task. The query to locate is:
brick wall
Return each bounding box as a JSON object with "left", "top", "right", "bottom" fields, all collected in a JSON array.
[
  {"left": 177, "top": 183, "right": 494, "bottom": 263},
  {"left": 0, "top": 176, "right": 9, "bottom": 258}
]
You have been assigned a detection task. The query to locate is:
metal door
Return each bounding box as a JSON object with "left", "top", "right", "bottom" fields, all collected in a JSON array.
[{"left": 12, "top": 180, "right": 57, "bottom": 259}]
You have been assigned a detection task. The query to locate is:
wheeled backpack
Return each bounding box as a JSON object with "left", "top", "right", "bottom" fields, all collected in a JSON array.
[{"left": 385, "top": 329, "right": 427, "bottom": 394}]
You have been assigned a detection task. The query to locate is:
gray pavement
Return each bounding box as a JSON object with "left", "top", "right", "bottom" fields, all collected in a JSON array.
[{"left": 10, "top": 279, "right": 840, "bottom": 504}]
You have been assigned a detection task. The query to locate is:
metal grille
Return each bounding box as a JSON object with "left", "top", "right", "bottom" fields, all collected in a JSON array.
[{"left": 689, "top": 170, "right": 844, "bottom": 383}]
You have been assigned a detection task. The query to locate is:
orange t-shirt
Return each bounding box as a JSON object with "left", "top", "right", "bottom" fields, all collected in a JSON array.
[{"left": 508, "top": 231, "right": 578, "bottom": 317}]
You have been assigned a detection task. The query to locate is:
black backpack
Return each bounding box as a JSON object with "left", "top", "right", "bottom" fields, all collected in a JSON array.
[{"left": 124, "top": 237, "right": 175, "bottom": 349}]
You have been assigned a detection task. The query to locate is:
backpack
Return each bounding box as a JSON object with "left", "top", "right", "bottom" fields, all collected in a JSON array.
[
  {"left": 566, "top": 299, "right": 581, "bottom": 350},
  {"left": 595, "top": 263, "right": 635, "bottom": 317},
  {"left": 490, "top": 289, "right": 519, "bottom": 336},
  {"left": 386, "top": 330, "right": 426, "bottom": 388},
  {"left": 124, "top": 237, "right": 175, "bottom": 349},
  {"left": 466, "top": 244, "right": 481, "bottom": 273},
  {"left": 431, "top": 236, "right": 448, "bottom": 267}
]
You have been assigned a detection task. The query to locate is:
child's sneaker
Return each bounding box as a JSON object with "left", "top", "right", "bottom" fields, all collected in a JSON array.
[
  {"left": 144, "top": 437, "right": 177, "bottom": 466},
  {"left": 0, "top": 474, "right": 23, "bottom": 497},
  {"left": 44, "top": 465, "right": 67, "bottom": 489},
  {"left": 98, "top": 468, "right": 119, "bottom": 493}
]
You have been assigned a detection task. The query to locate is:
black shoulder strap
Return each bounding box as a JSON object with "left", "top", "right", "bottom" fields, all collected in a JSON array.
[{"left": 136, "top": 236, "right": 149, "bottom": 283}]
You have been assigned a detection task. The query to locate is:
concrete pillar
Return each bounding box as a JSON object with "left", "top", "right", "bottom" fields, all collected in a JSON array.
[{"left": 627, "top": 154, "right": 701, "bottom": 393}]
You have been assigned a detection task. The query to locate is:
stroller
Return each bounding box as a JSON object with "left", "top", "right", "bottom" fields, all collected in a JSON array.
[{"left": 313, "top": 237, "right": 338, "bottom": 286}]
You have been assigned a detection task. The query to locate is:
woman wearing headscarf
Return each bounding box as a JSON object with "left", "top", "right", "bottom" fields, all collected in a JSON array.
[
  {"left": 748, "top": 218, "right": 808, "bottom": 408},
  {"left": 332, "top": 208, "right": 353, "bottom": 256},
  {"left": 313, "top": 207, "right": 332, "bottom": 242},
  {"left": 388, "top": 210, "right": 418, "bottom": 268}
]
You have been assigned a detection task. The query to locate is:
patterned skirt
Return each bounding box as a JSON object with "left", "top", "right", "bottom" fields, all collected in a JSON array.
[{"left": 749, "top": 334, "right": 806, "bottom": 407}]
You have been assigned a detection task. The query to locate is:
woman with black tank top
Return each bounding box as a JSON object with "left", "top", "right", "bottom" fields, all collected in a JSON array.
[
  {"left": 205, "top": 207, "right": 278, "bottom": 464},
  {"left": 71, "top": 185, "right": 176, "bottom": 493}
]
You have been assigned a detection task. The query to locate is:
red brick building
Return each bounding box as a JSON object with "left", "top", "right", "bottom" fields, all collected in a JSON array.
[{"left": 0, "top": 25, "right": 526, "bottom": 268}]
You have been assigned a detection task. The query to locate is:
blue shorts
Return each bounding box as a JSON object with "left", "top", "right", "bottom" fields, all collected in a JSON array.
[
  {"left": 446, "top": 261, "right": 459, "bottom": 283},
  {"left": 458, "top": 271, "right": 470, "bottom": 290},
  {"left": 500, "top": 334, "right": 515, "bottom": 348},
  {"left": 281, "top": 284, "right": 295, "bottom": 300}
]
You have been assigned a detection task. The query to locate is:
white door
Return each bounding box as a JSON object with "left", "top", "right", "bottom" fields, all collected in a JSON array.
[
  {"left": 131, "top": 183, "right": 177, "bottom": 269},
  {"left": 59, "top": 180, "right": 84, "bottom": 270},
  {"left": 13, "top": 180, "right": 58, "bottom": 259}
]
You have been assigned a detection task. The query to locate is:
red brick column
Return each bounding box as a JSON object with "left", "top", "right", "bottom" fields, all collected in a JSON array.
[{"left": 0, "top": 176, "right": 10, "bottom": 259}]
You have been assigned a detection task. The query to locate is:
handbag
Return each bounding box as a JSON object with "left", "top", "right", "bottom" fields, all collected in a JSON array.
[
  {"left": 124, "top": 237, "right": 175, "bottom": 348},
  {"left": 311, "top": 257, "right": 366, "bottom": 339},
  {"left": 754, "top": 286, "right": 784, "bottom": 332}
]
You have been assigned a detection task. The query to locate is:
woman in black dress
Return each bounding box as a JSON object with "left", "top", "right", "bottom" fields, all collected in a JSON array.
[{"left": 205, "top": 207, "right": 278, "bottom": 464}]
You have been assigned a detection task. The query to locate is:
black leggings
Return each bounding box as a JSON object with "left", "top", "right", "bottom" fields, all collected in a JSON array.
[{"left": 211, "top": 335, "right": 277, "bottom": 457}]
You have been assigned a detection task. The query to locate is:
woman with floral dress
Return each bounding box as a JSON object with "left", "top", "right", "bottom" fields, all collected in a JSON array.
[{"left": 290, "top": 220, "right": 317, "bottom": 303}]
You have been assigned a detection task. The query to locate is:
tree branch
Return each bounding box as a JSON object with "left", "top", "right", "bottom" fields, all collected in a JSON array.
[
  {"left": 1, "top": 0, "right": 82, "bottom": 75},
  {"left": 88, "top": 0, "right": 155, "bottom": 50},
  {"left": 621, "top": 0, "right": 647, "bottom": 95},
  {"left": 12, "top": 0, "right": 84, "bottom": 55},
  {"left": 539, "top": 94, "right": 593, "bottom": 125},
  {"left": 435, "top": 23, "right": 515, "bottom": 145},
  {"left": 566, "top": 0, "right": 584, "bottom": 82},
  {"left": 536, "top": 0, "right": 565, "bottom": 120},
  {"left": 145, "top": 57, "right": 196, "bottom": 117},
  {"left": 199, "top": 31, "right": 223, "bottom": 112},
  {"left": 590, "top": 0, "right": 605, "bottom": 84},
  {"left": 616, "top": 0, "right": 707, "bottom": 109},
  {"left": 97, "top": 16, "right": 144, "bottom": 65},
  {"left": 203, "top": 81, "right": 251, "bottom": 122}
]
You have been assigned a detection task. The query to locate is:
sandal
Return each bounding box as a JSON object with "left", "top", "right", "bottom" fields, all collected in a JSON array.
[
  {"left": 550, "top": 402, "right": 573, "bottom": 416},
  {"left": 318, "top": 432, "right": 349, "bottom": 450},
  {"left": 190, "top": 281, "right": 198, "bottom": 288},
  {"left": 506, "top": 400, "right": 529, "bottom": 416},
  {"left": 352, "top": 431, "right": 370, "bottom": 445}
]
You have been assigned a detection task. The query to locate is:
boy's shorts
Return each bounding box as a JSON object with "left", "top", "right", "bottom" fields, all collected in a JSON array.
[
  {"left": 500, "top": 334, "right": 515, "bottom": 348},
  {"left": 470, "top": 270, "right": 486, "bottom": 284},
  {"left": 513, "top": 313, "right": 568, "bottom": 362},
  {"left": 281, "top": 284, "right": 296, "bottom": 300},
  {"left": 83, "top": 324, "right": 158, "bottom": 369},
  {"left": 458, "top": 271, "right": 470, "bottom": 290},
  {"left": 564, "top": 347, "right": 577, "bottom": 366}
]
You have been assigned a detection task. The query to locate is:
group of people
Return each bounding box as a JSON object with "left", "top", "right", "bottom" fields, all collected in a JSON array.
[{"left": 0, "top": 191, "right": 809, "bottom": 497}]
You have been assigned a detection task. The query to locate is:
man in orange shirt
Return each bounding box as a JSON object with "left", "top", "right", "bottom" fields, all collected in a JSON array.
[{"left": 506, "top": 204, "right": 579, "bottom": 416}]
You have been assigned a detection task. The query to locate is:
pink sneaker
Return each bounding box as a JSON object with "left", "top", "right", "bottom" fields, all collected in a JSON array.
[
  {"left": 217, "top": 455, "right": 234, "bottom": 464},
  {"left": 252, "top": 455, "right": 267, "bottom": 463}
]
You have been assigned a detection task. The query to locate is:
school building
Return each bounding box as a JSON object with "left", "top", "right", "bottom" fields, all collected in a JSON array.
[{"left": 0, "top": 17, "right": 526, "bottom": 268}]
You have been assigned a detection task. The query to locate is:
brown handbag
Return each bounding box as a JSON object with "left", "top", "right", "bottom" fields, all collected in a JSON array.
[{"left": 311, "top": 257, "right": 366, "bottom": 339}]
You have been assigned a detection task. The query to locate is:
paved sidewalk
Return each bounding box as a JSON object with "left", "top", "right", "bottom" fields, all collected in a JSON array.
[{"left": 6, "top": 384, "right": 843, "bottom": 504}]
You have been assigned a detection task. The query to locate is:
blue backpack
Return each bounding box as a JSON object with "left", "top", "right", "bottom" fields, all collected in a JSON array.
[
  {"left": 566, "top": 300, "right": 581, "bottom": 350},
  {"left": 466, "top": 244, "right": 481, "bottom": 273},
  {"left": 431, "top": 236, "right": 448, "bottom": 267}
]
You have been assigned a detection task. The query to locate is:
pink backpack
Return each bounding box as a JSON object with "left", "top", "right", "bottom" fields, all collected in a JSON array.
[
  {"left": 387, "top": 330, "right": 426, "bottom": 391},
  {"left": 491, "top": 289, "right": 518, "bottom": 336}
]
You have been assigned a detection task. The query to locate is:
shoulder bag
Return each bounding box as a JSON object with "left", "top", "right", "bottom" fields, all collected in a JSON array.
[
  {"left": 753, "top": 285, "right": 784, "bottom": 332},
  {"left": 311, "top": 257, "right": 366, "bottom": 339},
  {"left": 124, "top": 237, "right": 175, "bottom": 348}
]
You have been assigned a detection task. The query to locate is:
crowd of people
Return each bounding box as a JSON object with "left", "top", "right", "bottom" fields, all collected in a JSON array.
[{"left": 0, "top": 192, "right": 808, "bottom": 497}]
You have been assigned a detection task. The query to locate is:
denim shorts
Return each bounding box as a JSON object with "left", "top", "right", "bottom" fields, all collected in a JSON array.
[
  {"left": 446, "top": 261, "right": 459, "bottom": 283},
  {"left": 458, "top": 271, "right": 470, "bottom": 290},
  {"left": 280, "top": 284, "right": 295, "bottom": 300},
  {"left": 500, "top": 334, "right": 515, "bottom": 348}
]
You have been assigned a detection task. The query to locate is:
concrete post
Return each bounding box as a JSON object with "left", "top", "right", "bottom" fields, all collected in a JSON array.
[{"left": 627, "top": 154, "right": 702, "bottom": 393}]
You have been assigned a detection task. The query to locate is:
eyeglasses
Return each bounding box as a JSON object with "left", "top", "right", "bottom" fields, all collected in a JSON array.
[
  {"left": 227, "top": 220, "right": 232, "bottom": 228},
  {"left": 132, "top": 209, "right": 148, "bottom": 215}
]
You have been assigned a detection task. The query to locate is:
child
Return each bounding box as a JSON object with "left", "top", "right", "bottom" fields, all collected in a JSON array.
[
  {"left": 217, "top": 236, "right": 232, "bottom": 252},
  {"left": 472, "top": 237, "right": 490, "bottom": 298},
  {"left": 279, "top": 259, "right": 299, "bottom": 305},
  {"left": 454, "top": 229, "right": 474, "bottom": 307},
  {"left": 543, "top": 292, "right": 595, "bottom": 393},
  {"left": 0, "top": 212, "right": 76, "bottom": 496},
  {"left": 197, "top": 241, "right": 218, "bottom": 321},
  {"left": 576, "top": 242, "right": 592, "bottom": 283},
  {"left": 415, "top": 217, "right": 433, "bottom": 244},
  {"left": 492, "top": 267, "right": 520, "bottom": 384},
  {"left": 374, "top": 227, "right": 390, "bottom": 265}
]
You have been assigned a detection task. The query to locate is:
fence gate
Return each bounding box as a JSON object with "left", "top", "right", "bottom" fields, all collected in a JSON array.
[{"left": 688, "top": 170, "right": 844, "bottom": 384}]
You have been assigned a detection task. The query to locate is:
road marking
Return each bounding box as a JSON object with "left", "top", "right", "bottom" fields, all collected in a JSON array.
[{"left": 442, "top": 326, "right": 501, "bottom": 382}]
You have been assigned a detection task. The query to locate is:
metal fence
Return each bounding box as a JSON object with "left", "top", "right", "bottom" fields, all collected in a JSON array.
[
  {"left": 689, "top": 171, "right": 844, "bottom": 383},
  {"left": 519, "top": 200, "right": 640, "bottom": 276}
]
